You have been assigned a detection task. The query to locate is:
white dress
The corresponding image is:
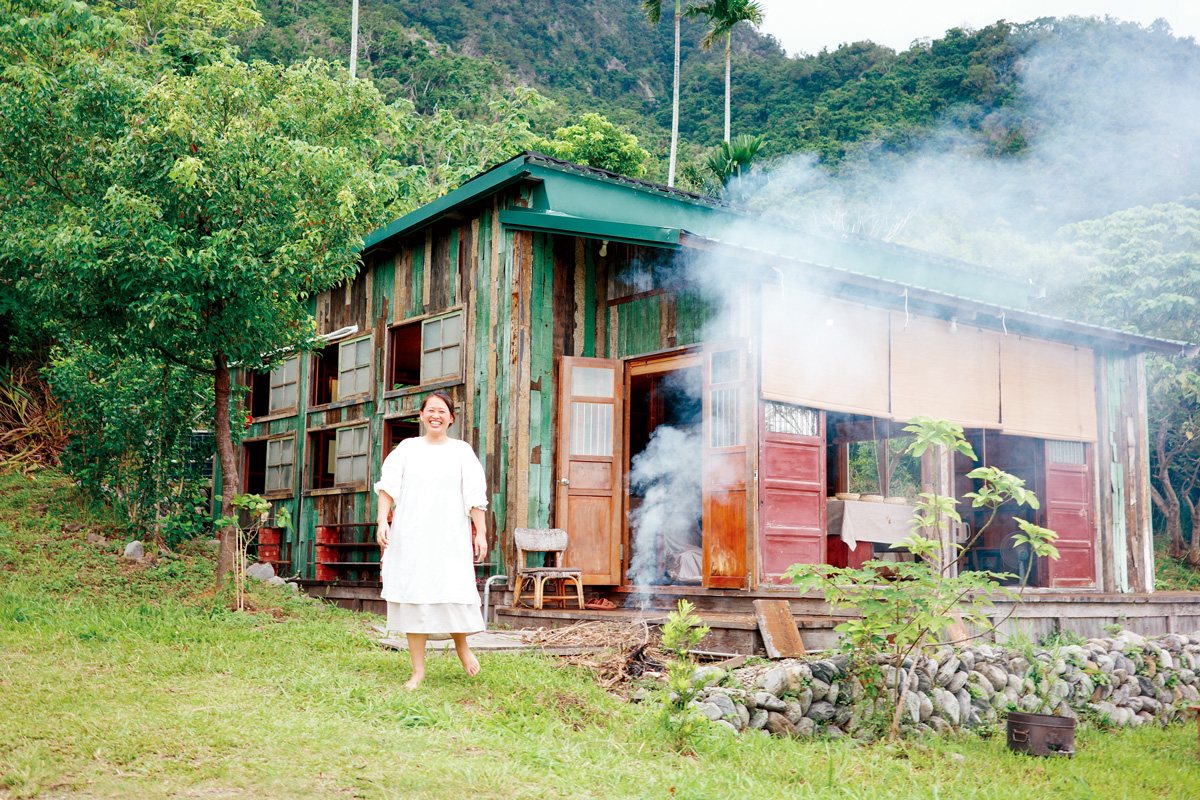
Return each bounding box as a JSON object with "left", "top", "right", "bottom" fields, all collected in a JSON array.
[{"left": 373, "top": 436, "right": 488, "bottom": 637}]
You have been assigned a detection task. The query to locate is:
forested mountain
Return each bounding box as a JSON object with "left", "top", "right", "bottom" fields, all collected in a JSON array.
[{"left": 238, "top": 0, "right": 1200, "bottom": 187}]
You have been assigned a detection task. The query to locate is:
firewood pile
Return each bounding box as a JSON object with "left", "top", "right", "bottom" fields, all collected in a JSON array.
[{"left": 522, "top": 621, "right": 668, "bottom": 690}]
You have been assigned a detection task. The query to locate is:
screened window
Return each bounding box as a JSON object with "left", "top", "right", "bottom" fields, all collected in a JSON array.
[
  {"left": 338, "top": 337, "right": 373, "bottom": 399},
  {"left": 269, "top": 357, "right": 299, "bottom": 413},
  {"left": 266, "top": 437, "right": 295, "bottom": 492},
  {"left": 334, "top": 425, "right": 369, "bottom": 485},
  {"left": 765, "top": 401, "right": 819, "bottom": 436}
]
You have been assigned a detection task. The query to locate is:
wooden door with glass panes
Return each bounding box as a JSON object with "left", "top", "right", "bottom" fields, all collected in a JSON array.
[
  {"left": 1042, "top": 440, "right": 1096, "bottom": 587},
  {"left": 556, "top": 357, "right": 623, "bottom": 584},
  {"left": 702, "top": 340, "right": 751, "bottom": 589},
  {"left": 759, "top": 402, "right": 825, "bottom": 583}
]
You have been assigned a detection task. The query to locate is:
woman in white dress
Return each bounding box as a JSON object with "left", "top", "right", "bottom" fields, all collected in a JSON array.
[{"left": 374, "top": 390, "right": 488, "bottom": 690}]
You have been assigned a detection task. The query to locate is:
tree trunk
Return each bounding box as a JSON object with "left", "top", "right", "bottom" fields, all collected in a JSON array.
[
  {"left": 1152, "top": 426, "right": 1187, "bottom": 558},
  {"left": 1186, "top": 491, "right": 1199, "bottom": 566},
  {"left": 724, "top": 34, "right": 731, "bottom": 143},
  {"left": 669, "top": 2, "right": 680, "bottom": 187},
  {"left": 213, "top": 353, "right": 240, "bottom": 584}
]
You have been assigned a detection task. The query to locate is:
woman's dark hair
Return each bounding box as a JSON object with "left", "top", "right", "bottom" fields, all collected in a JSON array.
[{"left": 420, "top": 390, "right": 456, "bottom": 420}]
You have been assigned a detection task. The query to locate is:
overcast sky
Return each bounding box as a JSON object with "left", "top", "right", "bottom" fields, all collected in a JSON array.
[{"left": 755, "top": 1, "right": 1200, "bottom": 56}]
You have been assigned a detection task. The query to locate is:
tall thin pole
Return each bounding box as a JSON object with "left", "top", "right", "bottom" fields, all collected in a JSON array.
[{"left": 349, "top": 0, "right": 359, "bottom": 78}]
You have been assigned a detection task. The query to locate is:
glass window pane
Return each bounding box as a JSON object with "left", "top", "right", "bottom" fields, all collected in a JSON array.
[
  {"left": 356, "top": 338, "right": 371, "bottom": 367},
  {"left": 355, "top": 426, "right": 367, "bottom": 454},
  {"left": 441, "top": 345, "right": 460, "bottom": 377},
  {"left": 353, "top": 455, "right": 367, "bottom": 482},
  {"left": 266, "top": 465, "right": 281, "bottom": 492},
  {"left": 711, "top": 350, "right": 739, "bottom": 384},
  {"left": 711, "top": 388, "right": 741, "bottom": 447},
  {"left": 283, "top": 383, "right": 297, "bottom": 408},
  {"left": 269, "top": 387, "right": 284, "bottom": 411},
  {"left": 570, "top": 401, "right": 613, "bottom": 456},
  {"left": 335, "top": 455, "right": 349, "bottom": 484},
  {"left": 1048, "top": 440, "right": 1085, "bottom": 465},
  {"left": 355, "top": 365, "right": 371, "bottom": 396},
  {"left": 571, "top": 366, "right": 613, "bottom": 398},
  {"left": 423, "top": 319, "right": 442, "bottom": 350},
  {"left": 765, "top": 401, "right": 818, "bottom": 436},
  {"left": 270, "top": 363, "right": 286, "bottom": 385},
  {"left": 284, "top": 356, "right": 298, "bottom": 383},
  {"left": 441, "top": 314, "right": 462, "bottom": 345},
  {"left": 281, "top": 465, "right": 293, "bottom": 488},
  {"left": 267, "top": 440, "right": 281, "bottom": 466},
  {"left": 339, "top": 342, "right": 355, "bottom": 370},
  {"left": 282, "top": 438, "right": 294, "bottom": 464},
  {"left": 336, "top": 427, "right": 349, "bottom": 454},
  {"left": 423, "top": 351, "right": 442, "bottom": 380}
]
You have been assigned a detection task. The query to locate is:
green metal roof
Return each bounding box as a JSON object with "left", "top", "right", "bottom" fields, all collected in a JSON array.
[{"left": 357, "top": 153, "right": 1029, "bottom": 311}]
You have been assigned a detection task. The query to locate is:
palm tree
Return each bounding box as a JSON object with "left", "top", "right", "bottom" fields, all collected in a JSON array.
[
  {"left": 641, "top": 0, "right": 683, "bottom": 187},
  {"left": 706, "top": 133, "right": 763, "bottom": 200},
  {"left": 686, "top": 0, "right": 764, "bottom": 142}
]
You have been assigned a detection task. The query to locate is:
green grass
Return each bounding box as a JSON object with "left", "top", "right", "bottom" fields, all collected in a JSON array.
[
  {"left": 2, "top": 470, "right": 1200, "bottom": 799},
  {"left": 1154, "top": 535, "right": 1200, "bottom": 591}
]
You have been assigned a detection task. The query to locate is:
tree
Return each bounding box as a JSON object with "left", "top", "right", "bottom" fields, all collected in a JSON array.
[
  {"left": 685, "top": 0, "right": 763, "bottom": 143},
  {"left": 642, "top": 0, "right": 683, "bottom": 186},
  {"left": 1055, "top": 201, "right": 1200, "bottom": 564},
  {"left": 0, "top": 2, "right": 398, "bottom": 581},
  {"left": 705, "top": 132, "right": 762, "bottom": 200},
  {"left": 530, "top": 113, "right": 651, "bottom": 178}
]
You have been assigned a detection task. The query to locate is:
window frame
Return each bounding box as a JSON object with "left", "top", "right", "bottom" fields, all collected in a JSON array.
[
  {"left": 336, "top": 334, "right": 374, "bottom": 403},
  {"left": 264, "top": 435, "right": 297, "bottom": 495},
  {"left": 268, "top": 356, "right": 300, "bottom": 415},
  {"left": 385, "top": 308, "right": 465, "bottom": 398},
  {"left": 333, "top": 424, "right": 370, "bottom": 487}
]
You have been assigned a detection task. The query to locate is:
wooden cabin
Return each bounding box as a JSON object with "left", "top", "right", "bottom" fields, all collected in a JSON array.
[{"left": 227, "top": 153, "right": 1200, "bottom": 649}]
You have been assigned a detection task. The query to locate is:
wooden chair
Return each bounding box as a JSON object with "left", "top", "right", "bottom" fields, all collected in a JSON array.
[{"left": 511, "top": 527, "right": 584, "bottom": 610}]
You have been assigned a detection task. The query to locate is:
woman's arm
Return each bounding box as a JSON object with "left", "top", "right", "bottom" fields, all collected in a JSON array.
[
  {"left": 377, "top": 490, "right": 393, "bottom": 549},
  {"left": 470, "top": 507, "right": 487, "bottom": 561}
]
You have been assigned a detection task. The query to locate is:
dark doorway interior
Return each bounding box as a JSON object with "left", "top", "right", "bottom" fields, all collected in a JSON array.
[{"left": 626, "top": 364, "right": 703, "bottom": 585}]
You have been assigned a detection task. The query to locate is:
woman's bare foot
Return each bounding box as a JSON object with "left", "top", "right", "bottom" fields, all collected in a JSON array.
[
  {"left": 403, "top": 675, "right": 424, "bottom": 690},
  {"left": 451, "top": 633, "right": 481, "bottom": 677}
]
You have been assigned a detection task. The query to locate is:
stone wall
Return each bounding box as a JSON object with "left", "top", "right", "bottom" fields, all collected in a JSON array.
[{"left": 683, "top": 630, "right": 1200, "bottom": 739}]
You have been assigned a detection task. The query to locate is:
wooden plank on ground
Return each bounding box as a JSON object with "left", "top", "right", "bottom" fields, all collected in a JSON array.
[{"left": 753, "top": 599, "right": 807, "bottom": 659}]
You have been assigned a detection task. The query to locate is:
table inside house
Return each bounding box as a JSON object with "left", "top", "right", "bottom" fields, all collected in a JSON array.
[{"left": 826, "top": 500, "right": 916, "bottom": 550}]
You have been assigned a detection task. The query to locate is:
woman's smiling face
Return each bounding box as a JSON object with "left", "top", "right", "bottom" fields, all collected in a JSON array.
[{"left": 419, "top": 394, "right": 453, "bottom": 433}]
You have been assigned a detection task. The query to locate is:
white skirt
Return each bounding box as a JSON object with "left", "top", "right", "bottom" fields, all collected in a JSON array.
[{"left": 386, "top": 601, "right": 484, "bottom": 640}]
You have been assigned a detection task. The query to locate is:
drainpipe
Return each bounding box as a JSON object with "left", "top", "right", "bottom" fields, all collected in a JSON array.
[{"left": 482, "top": 574, "right": 508, "bottom": 630}]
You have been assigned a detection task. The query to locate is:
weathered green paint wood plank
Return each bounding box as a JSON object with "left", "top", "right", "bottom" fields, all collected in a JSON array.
[
  {"left": 618, "top": 294, "right": 662, "bottom": 357},
  {"left": 676, "top": 289, "right": 716, "bottom": 346},
  {"left": 409, "top": 239, "right": 424, "bottom": 319},
  {"left": 473, "top": 209, "right": 491, "bottom": 463},
  {"left": 449, "top": 226, "right": 459, "bottom": 307},
  {"left": 1107, "top": 354, "right": 1129, "bottom": 592},
  {"left": 536, "top": 234, "right": 554, "bottom": 528},
  {"left": 583, "top": 240, "right": 597, "bottom": 358}
]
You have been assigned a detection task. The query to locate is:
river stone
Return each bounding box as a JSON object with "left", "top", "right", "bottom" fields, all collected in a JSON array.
[
  {"left": 1123, "top": 696, "right": 1144, "bottom": 713},
  {"left": 1007, "top": 656, "right": 1030, "bottom": 675},
  {"left": 736, "top": 703, "right": 750, "bottom": 730},
  {"left": 810, "top": 661, "right": 837, "bottom": 684},
  {"left": 784, "top": 699, "right": 805, "bottom": 725},
  {"left": 694, "top": 701, "right": 724, "bottom": 721},
  {"left": 825, "top": 681, "right": 840, "bottom": 705},
  {"left": 807, "top": 701, "right": 836, "bottom": 722},
  {"left": 1181, "top": 684, "right": 1200, "bottom": 703},
  {"left": 797, "top": 687, "right": 814, "bottom": 716},
  {"left": 749, "top": 710, "right": 769, "bottom": 730},
  {"left": 712, "top": 719, "right": 738, "bottom": 735},
  {"left": 967, "top": 671, "right": 994, "bottom": 699},
  {"left": 692, "top": 666, "right": 726, "bottom": 687},
  {"left": 787, "top": 663, "right": 814, "bottom": 686},
  {"left": 978, "top": 664, "right": 1008, "bottom": 692},
  {"left": 933, "top": 688, "right": 960, "bottom": 726},
  {"left": 1116, "top": 630, "right": 1147, "bottom": 650},
  {"left": 1157, "top": 650, "right": 1174, "bottom": 671},
  {"left": 246, "top": 562, "right": 275, "bottom": 580},
  {"left": 266, "top": 575, "right": 287, "bottom": 587},
  {"left": 754, "top": 692, "right": 786, "bottom": 712},
  {"left": 959, "top": 651, "right": 975, "bottom": 672},
  {"left": 123, "top": 540, "right": 144, "bottom": 561},
  {"left": 809, "top": 678, "right": 831, "bottom": 701},
  {"left": 1161, "top": 633, "right": 1184, "bottom": 652},
  {"left": 834, "top": 706, "right": 854, "bottom": 726},
  {"left": 946, "top": 672, "right": 969, "bottom": 694},
  {"left": 707, "top": 692, "right": 737, "bottom": 719},
  {"left": 905, "top": 689, "right": 921, "bottom": 723},
  {"left": 765, "top": 711, "right": 797, "bottom": 737},
  {"left": 828, "top": 654, "right": 851, "bottom": 676},
  {"left": 794, "top": 717, "right": 816, "bottom": 737},
  {"left": 955, "top": 689, "right": 972, "bottom": 722},
  {"left": 918, "top": 692, "right": 934, "bottom": 722},
  {"left": 936, "top": 656, "right": 961, "bottom": 686},
  {"left": 1137, "top": 676, "right": 1155, "bottom": 696},
  {"left": 1178, "top": 669, "right": 1196, "bottom": 685},
  {"left": 758, "top": 668, "right": 789, "bottom": 698}
]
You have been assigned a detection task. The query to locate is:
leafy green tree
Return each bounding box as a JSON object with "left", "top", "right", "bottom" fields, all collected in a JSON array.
[
  {"left": 1055, "top": 201, "right": 1200, "bottom": 564},
  {"left": 642, "top": 0, "right": 684, "bottom": 185},
  {"left": 0, "top": 2, "right": 398, "bottom": 579},
  {"left": 704, "top": 132, "right": 761, "bottom": 200},
  {"left": 530, "top": 113, "right": 651, "bottom": 178},
  {"left": 684, "top": 0, "right": 762, "bottom": 143}
]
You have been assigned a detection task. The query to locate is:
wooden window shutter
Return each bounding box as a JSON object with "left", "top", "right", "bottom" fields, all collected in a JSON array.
[{"left": 889, "top": 312, "right": 1002, "bottom": 429}]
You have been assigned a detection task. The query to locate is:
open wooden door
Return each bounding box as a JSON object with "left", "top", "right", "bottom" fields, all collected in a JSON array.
[
  {"left": 556, "top": 357, "right": 623, "bottom": 584},
  {"left": 1042, "top": 440, "right": 1096, "bottom": 587},
  {"left": 702, "top": 340, "right": 751, "bottom": 589}
]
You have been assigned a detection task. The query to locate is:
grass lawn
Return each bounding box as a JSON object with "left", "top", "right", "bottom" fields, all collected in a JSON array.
[{"left": 2, "top": 470, "right": 1199, "bottom": 800}]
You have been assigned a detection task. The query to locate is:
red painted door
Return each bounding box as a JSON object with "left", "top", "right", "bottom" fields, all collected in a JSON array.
[
  {"left": 1042, "top": 440, "right": 1096, "bottom": 588},
  {"left": 556, "top": 357, "right": 624, "bottom": 584},
  {"left": 702, "top": 340, "right": 751, "bottom": 589},
  {"left": 759, "top": 402, "right": 826, "bottom": 583}
]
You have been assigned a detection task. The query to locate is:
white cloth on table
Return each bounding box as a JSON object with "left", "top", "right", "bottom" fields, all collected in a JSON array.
[
  {"left": 374, "top": 437, "right": 488, "bottom": 635},
  {"left": 826, "top": 499, "right": 916, "bottom": 550}
]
